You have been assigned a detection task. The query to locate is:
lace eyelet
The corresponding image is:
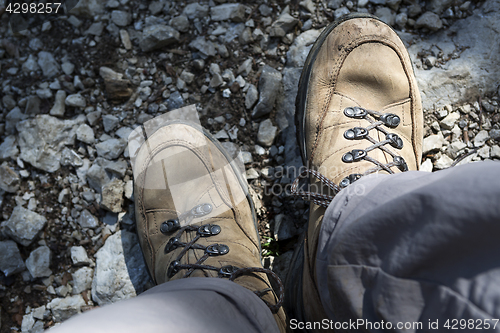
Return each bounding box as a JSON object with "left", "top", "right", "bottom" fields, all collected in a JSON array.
[
  {"left": 160, "top": 219, "right": 180, "bottom": 234},
  {"left": 198, "top": 224, "right": 221, "bottom": 237},
  {"left": 165, "top": 237, "right": 180, "bottom": 253},
  {"left": 386, "top": 133, "right": 403, "bottom": 149},
  {"left": 344, "top": 107, "right": 367, "bottom": 119},
  {"left": 380, "top": 113, "right": 400, "bottom": 128},
  {"left": 344, "top": 127, "right": 368, "bottom": 140},
  {"left": 393, "top": 156, "right": 408, "bottom": 172},
  {"left": 339, "top": 174, "right": 362, "bottom": 188},
  {"left": 342, "top": 149, "right": 367, "bottom": 163},
  {"left": 167, "top": 260, "right": 180, "bottom": 278},
  {"left": 218, "top": 265, "right": 239, "bottom": 278},
  {"left": 191, "top": 203, "right": 213, "bottom": 217},
  {"left": 206, "top": 244, "right": 229, "bottom": 256}
]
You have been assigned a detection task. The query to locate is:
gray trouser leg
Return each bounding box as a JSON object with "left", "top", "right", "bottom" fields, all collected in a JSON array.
[
  {"left": 49, "top": 278, "right": 279, "bottom": 333},
  {"left": 316, "top": 161, "right": 500, "bottom": 332}
]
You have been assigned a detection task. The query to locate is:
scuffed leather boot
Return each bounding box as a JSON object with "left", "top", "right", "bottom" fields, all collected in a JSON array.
[
  {"left": 133, "top": 121, "right": 286, "bottom": 331},
  {"left": 286, "top": 14, "right": 423, "bottom": 330}
]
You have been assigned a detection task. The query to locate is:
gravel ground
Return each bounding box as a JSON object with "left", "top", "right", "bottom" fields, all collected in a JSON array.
[{"left": 0, "top": 0, "right": 499, "bottom": 332}]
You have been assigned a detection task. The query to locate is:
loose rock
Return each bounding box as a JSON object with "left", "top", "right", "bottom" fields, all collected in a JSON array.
[
  {"left": 111, "top": 10, "right": 132, "bottom": 27},
  {"left": 0, "top": 240, "right": 26, "bottom": 277},
  {"left": 440, "top": 112, "right": 460, "bottom": 130},
  {"left": 37, "top": 51, "right": 59, "bottom": 77},
  {"left": 140, "top": 25, "right": 180, "bottom": 52},
  {"left": 101, "top": 179, "right": 124, "bottom": 213},
  {"left": 490, "top": 129, "right": 500, "bottom": 141},
  {"left": 286, "top": 29, "right": 321, "bottom": 67},
  {"left": 78, "top": 209, "right": 100, "bottom": 229},
  {"left": 245, "top": 84, "right": 259, "bottom": 110},
  {"left": 257, "top": 119, "right": 278, "bottom": 147},
  {"left": 76, "top": 124, "right": 95, "bottom": 144},
  {"left": 103, "top": 115, "right": 120, "bottom": 133},
  {"left": 170, "top": 15, "right": 189, "bottom": 33},
  {"left": 91, "top": 231, "right": 150, "bottom": 305},
  {"left": 47, "top": 295, "right": 86, "bottom": 322},
  {"left": 72, "top": 267, "right": 93, "bottom": 294},
  {"left": 16, "top": 115, "right": 84, "bottom": 172},
  {"left": 434, "top": 154, "right": 454, "bottom": 169},
  {"left": 60, "top": 148, "right": 83, "bottom": 167},
  {"left": 0, "top": 135, "right": 19, "bottom": 160},
  {"left": 70, "top": 246, "right": 93, "bottom": 266},
  {"left": 49, "top": 90, "right": 67, "bottom": 117},
  {"left": 269, "top": 13, "right": 299, "bottom": 37},
  {"left": 422, "top": 132, "right": 446, "bottom": 154},
  {"left": 0, "top": 164, "right": 20, "bottom": 193},
  {"left": 3, "top": 206, "right": 47, "bottom": 246},
  {"left": 210, "top": 4, "right": 247, "bottom": 22},
  {"left": 415, "top": 12, "right": 443, "bottom": 31},
  {"left": 474, "top": 130, "right": 489, "bottom": 147},
  {"left": 252, "top": 65, "right": 282, "bottom": 118},
  {"left": 183, "top": 3, "right": 209, "bottom": 19},
  {"left": 95, "top": 139, "right": 127, "bottom": 160},
  {"left": 65, "top": 94, "right": 87, "bottom": 108},
  {"left": 26, "top": 246, "right": 52, "bottom": 278}
]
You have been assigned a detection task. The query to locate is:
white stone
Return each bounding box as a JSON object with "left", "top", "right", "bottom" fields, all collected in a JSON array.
[
  {"left": 21, "top": 312, "right": 35, "bottom": 333},
  {"left": 91, "top": 231, "right": 150, "bottom": 305},
  {"left": 32, "top": 305, "right": 46, "bottom": 320},
  {"left": 100, "top": 179, "right": 124, "bottom": 213},
  {"left": 61, "top": 62, "right": 75, "bottom": 75},
  {"left": 65, "top": 94, "right": 87, "bottom": 108},
  {"left": 286, "top": 29, "right": 321, "bottom": 67},
  {"left": 478, "top": 145, "right": 490, "bottom": 159},
  {"left": 76, "top": 124, "right": 95, "bottom": 144},
  {"left": 245, "top": 84, "right": 258, "bottom": 110},
  {"left": 16, "top": 115, "right": 85, "bottom": 172},
  {"left": 434, "top": 154, "right": 454, "bottom": 170},
  {"left": 124, "top": 180, "right": 133, "bottom": 200},
  {"left": 491, "top": 145, "right": 500, "bottom": 159},
  {"left": 411, "top": 8, "right": 500, "bottom": 109},
  {"left": 78, "top": 209, "right": 99, "bottom": 228},
  {"left": 257, "top": 119, "right": 278, "bottom": 147},
  {"left": 49, "top": 90, "right": 67, "bottom": 117},
  {"left": 474, "top": 130, "right": 489, "bottom": 147},
  {"left": 71, "top": 246, "right": 93, "bottom": 266},
  {"left": 47, "top": 295, "right": 86, "bottom": 322},
  {"left": 72, "top": 267, "right": 93, "bottom": 294},
  {"left": 422, "top": 132, "right": 446, "bottom": 154},
  {"left": 119, "top": 29, "right": 132, "bottom": 50},
  {"left": 440, "top": 111, "right": 460, "bottom": 130},
  {"left": 246, "top": 168, "right": 260, "bottom": 180},
  {"left": 420, "top": 158, "right": 433, "bottom": 172}
]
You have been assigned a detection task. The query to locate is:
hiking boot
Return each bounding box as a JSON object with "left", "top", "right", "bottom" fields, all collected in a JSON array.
[
  {"left": 286, "top": 14, "right": 423, "bottom": 328},
  {"left": 133, "top": 121, "right": 286, "bottom": 331}
]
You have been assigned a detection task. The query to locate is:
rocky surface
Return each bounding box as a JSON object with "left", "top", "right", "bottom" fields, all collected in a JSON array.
[{"left": 0, "top": 0, "right": 499, "bottom": 331}]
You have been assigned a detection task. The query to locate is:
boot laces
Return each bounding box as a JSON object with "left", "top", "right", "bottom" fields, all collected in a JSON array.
[
  {"left": 160, "top": 203, "right": 284, "bottom": 314},
  {"left": 292, "top": 107, "right": 409, "bottom": 208}
]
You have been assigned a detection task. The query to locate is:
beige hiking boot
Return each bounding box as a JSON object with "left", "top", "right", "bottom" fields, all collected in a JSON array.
[
  {"left": 286, "top": 14, "right": 423, "bottom": 329},
  {"left": 133, "top": 121, "right": 286, "bottom": 331}
]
